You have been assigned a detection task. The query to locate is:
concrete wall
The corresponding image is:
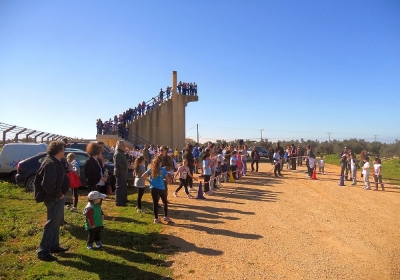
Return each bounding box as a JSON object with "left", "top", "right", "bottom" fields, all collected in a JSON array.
[{"left": 129, "top": 94, "right": 198, "bottom": 150}]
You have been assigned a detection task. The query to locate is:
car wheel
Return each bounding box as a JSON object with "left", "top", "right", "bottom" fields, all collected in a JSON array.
[
  {"left": 9, "top": 171, "right": 17, "bottom": 184},
  {"left": 25, "top": 175, "right": 35, "bottom": 191}
]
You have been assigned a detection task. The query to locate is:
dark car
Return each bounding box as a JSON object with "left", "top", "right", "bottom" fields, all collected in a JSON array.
[
  {"left": 15, "top": 149, "right": 132, "bottom": 191},
  {"left": 66, "top": 142, "right": 114, "bottom": 162}
]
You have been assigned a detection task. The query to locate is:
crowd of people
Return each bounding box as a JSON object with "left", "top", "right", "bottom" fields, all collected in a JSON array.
[
  {"left": 34, "top": 138, "right": 384, "bottom": 262},
  {"left": 95, "top": 82, "right": 198, "bottom": 137}
]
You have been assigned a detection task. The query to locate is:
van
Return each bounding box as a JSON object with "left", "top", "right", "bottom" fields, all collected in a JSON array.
[{"left": 0, "top": 143, "right": 47, "bottom": 183}]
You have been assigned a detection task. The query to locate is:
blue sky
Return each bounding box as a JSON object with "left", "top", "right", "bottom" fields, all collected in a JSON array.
[{"left": 1, "top": 0, "right": 399, "bottom": 144}]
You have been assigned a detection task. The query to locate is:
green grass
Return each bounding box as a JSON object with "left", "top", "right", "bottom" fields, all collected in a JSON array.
[
  {"left": 0, "top": 183, "right": 173, "bottom": 279},
  {"left": 322, "top": 154, "right": 400, "bottom": 185}
]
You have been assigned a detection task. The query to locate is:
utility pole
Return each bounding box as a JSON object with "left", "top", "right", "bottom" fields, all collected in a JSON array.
[
  {"left": 197, "top": 124, "right": 199, "bottom": 144},
  {"left": 260, "top": 129, "right": 264, "bottom": 142},
  {"left": 327, "top": 132, "right": 332, "bottom": 142},
  {"left": 374, "top": 135, "right": 378, "bottom": 141}
]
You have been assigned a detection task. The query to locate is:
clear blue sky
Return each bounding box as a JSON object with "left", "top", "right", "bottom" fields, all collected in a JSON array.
[{"left": 1, "top": 0, "right": 399, "bottom": 144}]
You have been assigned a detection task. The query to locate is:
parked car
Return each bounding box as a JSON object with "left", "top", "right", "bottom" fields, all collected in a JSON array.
[
  {"left": 66, "top": 142, "right": 114, "bottom": 162},
  {"left": 0, "top": 143, "right": 48, "bottom": 183},
  {"left": 16, "top": 149, "right": 133, "bottom": 191},
  {"left": 247, "top": 146, "right": 268, "bottom": 158}
]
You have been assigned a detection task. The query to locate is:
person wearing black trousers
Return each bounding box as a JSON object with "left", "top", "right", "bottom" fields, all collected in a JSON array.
[
  {"left": 250, "top": 146, "right": 260, "bottom": 172},
  {"left": 290, "top": 144, "right": 297, "bottom": 170}
]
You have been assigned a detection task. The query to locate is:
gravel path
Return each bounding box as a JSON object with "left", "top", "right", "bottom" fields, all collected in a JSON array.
[{"left": 162, "top": 161, "right": 400, "bottom": 279}]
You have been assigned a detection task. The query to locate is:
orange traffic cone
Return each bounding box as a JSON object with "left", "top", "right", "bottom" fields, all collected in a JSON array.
[{"left": 311, "top": 168, "right": 317, "bottom": 180}]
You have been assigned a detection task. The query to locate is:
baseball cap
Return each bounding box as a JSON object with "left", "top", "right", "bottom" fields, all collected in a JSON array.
[{"left": 87, "top": 191, "right": 106, "bottom": 200}]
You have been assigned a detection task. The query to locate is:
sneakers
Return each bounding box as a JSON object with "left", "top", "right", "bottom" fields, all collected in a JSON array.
[
  {"left": 173, "top": 192, "right": 178, "bottom": 197},
  {"left": 137, "top": 209, "right": 143, "bottom": 213},
  {"left": 154, "top": 218, "right": 160, "bottom": 224},
  {"left": 65, "top": 204, "right": 72, "bottom": 210},
  {"left": 187, "top": 194, "right": 194, "bottom": 199},
  {"left": 363, "top": 187, "right": 372, "bottom": 190},
  {"left": 96, "top": 242, "right": 103, "bottom": 248},
  {"left": 87, "top": 244, "right": 94, "bottom": 250},
  {"left": 70, "top": 207, "right": 77, "bottom": 211},
  {"left": 163, "top": 216, "right": 172, "bottom": 222}
]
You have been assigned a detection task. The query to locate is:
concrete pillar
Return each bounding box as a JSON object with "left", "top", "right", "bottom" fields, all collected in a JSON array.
[{"left": 172, "top": 70, "right": 177, "bottom": 96}]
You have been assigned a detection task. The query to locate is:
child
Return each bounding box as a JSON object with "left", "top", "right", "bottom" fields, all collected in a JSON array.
[
  {"left": 273, "top": 148, "right": 282, "bottom": 177},
  {"left": 308, "top": 156, "right": 316, "bottom": 178},
  {"left": 230, "top": 151, "right": 238, "bottom": 179},
  {"left": 66, "top": 153, "right": 80, "bottom": 211},
  {"left": 174, "top": 148, "right": 179, "bottom": 163},
  {"left": 221, "top": 155, "right": 229, "bottom": 183},
  {"left": 133, "top": 156, "right": 146, "bottom": 213},
  {"left": 141, "top": 156, "right": 172, "bottom": 223},
  {"left": 362, "top": 156, "right": 371, "bottom": 190},
  {"left": 284, "top": 148, "right": 290, "bottom": 169},
  {"left": 173, "top": 159, "right": 197, "bottom": 198},
  {"left": 373, "top": 157, "right": 385, "bottom": 191},
  {"left": 202, "top": 152, "right": 212, "bottom": 194},
  {"left": 350, "top": 153, "right": 358, "bottom": 185},
  {"left": 318, "top": 156, "right": 325, "bottom": 174},
  {"left": 83, "top": 191, "right": 106, "bottom": 250},
  {"left": 236, "top": 151, "right": 243, "bottom": 178}
]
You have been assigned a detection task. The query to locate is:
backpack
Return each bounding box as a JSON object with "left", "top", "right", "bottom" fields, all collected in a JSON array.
[
  {"left": 34, "top": 165, "right": 45, "bottom": 203},
  {"left": 254, "top": 151, "right": 260, "bottom": 161}
]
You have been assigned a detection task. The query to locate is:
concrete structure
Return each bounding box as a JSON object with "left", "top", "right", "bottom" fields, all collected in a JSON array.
[
  {"left": 129, "top": 71, "right": 198, "bottom": 150},
  {"left": 97, "top": 71, "right": 198, "bottom": 150}
]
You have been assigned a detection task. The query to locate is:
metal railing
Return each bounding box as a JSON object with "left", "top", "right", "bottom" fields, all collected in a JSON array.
[{"left": 0, "top": 122, "right": 73, "bottom": 145}]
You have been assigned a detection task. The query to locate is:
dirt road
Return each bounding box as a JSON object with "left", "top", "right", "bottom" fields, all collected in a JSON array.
[{"left": 163, "top": 160, "right": 400, "bottom": 279}]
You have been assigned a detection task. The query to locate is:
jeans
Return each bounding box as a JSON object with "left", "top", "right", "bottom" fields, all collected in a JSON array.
[
  {"left": 340, "top": 161, "right": 349, "bottom": 178},
  {"left": 203, "top": 175, "right": 211, "bottom": 192},
  {"left": 251, "top": 160, "right": 259, "bottom": 172},
  {"left": 274, "top": 163, "right": 282, "bottom": 176},
  {"left": 297, "top": 156, "right": 303, "bottom": 166},
  {"left": 291, "top": 158, "right": 296, "bottom": 170},
  {"left": 37, "top": 197, "right": 66, "bottom": 257},
  {"left": 242, "top": 160, "right": 247, "bottom": 174},
  {"left": 151, "top": 188, "right": 168, "bottom": 219},
  {"left": 373, "top": 174, "right": 384, "bottom": 190},
  {"left": 115, "top": 173, "right": 127, "bottom": 206}
]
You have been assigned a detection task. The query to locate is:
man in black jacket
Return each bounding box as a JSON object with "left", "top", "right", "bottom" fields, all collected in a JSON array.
[{"left": 35, "top": 141, "right": 70, "bottom": 262}]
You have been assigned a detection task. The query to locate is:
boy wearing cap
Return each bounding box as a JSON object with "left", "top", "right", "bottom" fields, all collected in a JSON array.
[{"left": 83, "top": 191, "right": 106, "bottom": 250}]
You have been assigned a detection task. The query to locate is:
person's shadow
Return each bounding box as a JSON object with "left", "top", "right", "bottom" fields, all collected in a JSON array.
[{"left": 58, "top": 253, "right": 171, "bottom": 280}]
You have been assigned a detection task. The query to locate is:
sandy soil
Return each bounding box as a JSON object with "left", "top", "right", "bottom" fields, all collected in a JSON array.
[{"left": 162, "top": 160, "right": 400, "bottom": 279}]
